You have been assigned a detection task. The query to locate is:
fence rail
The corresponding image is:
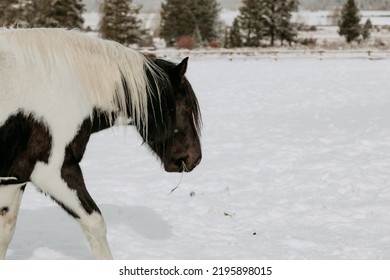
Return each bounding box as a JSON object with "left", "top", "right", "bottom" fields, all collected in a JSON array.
[{"left": 146, "top": 48, "right": 390, "bottom": 60}]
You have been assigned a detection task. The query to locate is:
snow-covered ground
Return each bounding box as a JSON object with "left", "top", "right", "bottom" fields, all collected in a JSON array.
[{"left": 7, "top": 57, "right": 390, "bottom": 260}]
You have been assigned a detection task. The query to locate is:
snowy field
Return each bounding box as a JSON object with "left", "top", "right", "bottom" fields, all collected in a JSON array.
[{"left": 7, "top": 57, "right": 390, "bottom": 260}]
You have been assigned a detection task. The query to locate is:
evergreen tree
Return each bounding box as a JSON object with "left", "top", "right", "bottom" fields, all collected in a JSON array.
[
  {"left": 52, "top": 0, "right": 84, "bottom": 29},
  {"left": 237, "top": 0, "right": 264, "bottom": 47},
  {"left": 18, "top": 0, "right": 37, "bottom": 27},
  {"left": 35, "top": 0, "right": 85, "bottom": 29},
  {"left": 160, "top": 0, "right": 190, "bottom": 46},
  {"left": 0, "top": 0, "right": 40, "bottom": 27},
  {"left": 259, "top": 0, "right": 298, "bottom": 46},
  {"left": 261, "top": 1, "right": 278, "bottom": 46},
  {"left": 99, "top": 0, "right": 144, "bottom": 46},
  {"left": 160, "top": 0, "right": 196, "bottom": 46},
  {"left": 188, "top": 0, "right": 220, "bottom": 42},
  {"left": 338, "top": 0, "right": 361, "bottom": 43},
  {"left": 0, "top": 0, "right": 85, "bottom": 28},
  {"left": 277, "top": 0, "right": 299, "bottom": 45},
  {"left": 236, "top": 0, "right": 298, "bottom": 47},
  {"left": 0, "top": 0, "right": 21, "bottom": 26},
  {"left": 362, "top": 18, "right": 372, "bottom": 40},
  {"left": 228, "top": 18, "right": 243, "bottom": 48},
  {"left": 34, "top": 0, "right": 55, "bottom": 27},
  {"left": 160, "top": 0, "right": 220, "bottom": 46}
]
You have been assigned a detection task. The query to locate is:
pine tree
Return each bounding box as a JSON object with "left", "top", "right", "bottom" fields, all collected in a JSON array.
[
  {"left": 338, "top": 0, "right": 361, "bottom": 43},
  {"left": 261, "top": 1, "right": 277, "bottom": 46},
  {"left": 99, "top": 0, "right": 144, "bottom": 46},
  {"left": 277, "top": 0, "right": 299, "bottom": 46},
  {"left": 52, "top": 0, "right": 84, "bottom": 29},
  {"left": 228, "top": 18, "right": 243, "bottom": 48},
  {"left": 18, "top": 0, "right": 37, "bottom": 27},
  {"left": 237, "top": 0, "right": 264, "bottom": 47},
  {"left": 187, "top": 0, "right": 220, "bottom": 42},
  {"left": 259, "top": 0, "right": 298, "bottom": 46},
  {"left": 0, "top": 0, "right": 85, "bottom": 28},
  {"left": 362, "top": 18, "right": 372, "bottom": 40},
  {"left": 160, "top": 0, "right": 196, "bottom": 46},
  {"left": 35, "top": 0, "right": 55, "bottom": 27},
  {"left": 235, "top": 0, "right": 298, "bottom": 47},
  {"left": 0, "top": 0, "right": 40, "bottom": 27},
  {"left": 160, "top": 0, "right": 220, "bottom": 47},
  {"left": 35, "top": 0, "right": 85, "bottom": 29},
  {"left": 0, "top": 0, "right": 21, "bottom": 26}
]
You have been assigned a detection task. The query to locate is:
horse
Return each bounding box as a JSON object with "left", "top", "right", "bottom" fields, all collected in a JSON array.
[{"left": 0, "top": 28, "right": 202, "bottom": 259}]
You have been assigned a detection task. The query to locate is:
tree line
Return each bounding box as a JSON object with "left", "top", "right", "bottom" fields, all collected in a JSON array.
[
  {"left": 0, "top": 0, "right": 373, "bottom": 48},
  {"left": 0, "top": 0, "right": 145, "bottom": 45},
  {"left": 226, "top": 0, "right": 299, "bottom": 47},
  {"left": 160, "top": 0, "right": 371, "bottom": 48},
  {"left": 0, "top": 0, "right": 85, "bottom": 29},
  {"left": 193, "top": 0, "right": 390, "bottom": 11},
  {"left": 300, "top": 0, "right": 390, "bottom": 10}
]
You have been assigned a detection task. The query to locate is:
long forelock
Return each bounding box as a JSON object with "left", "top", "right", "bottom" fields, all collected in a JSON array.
[
  {"left": 152, "top": 58, "right": 202, "bottom": 138},
  {"left": 1, "top": 28, "right": 166, "bottom": 136},
  {"left": 185, "top": 78, "right": 202, "bottom": 136}
]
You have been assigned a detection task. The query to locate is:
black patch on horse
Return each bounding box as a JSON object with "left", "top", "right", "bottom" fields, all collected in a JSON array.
[
  {"left": 0, "top": 207, "right": 9, "bottom": 215},
  {"left": 61, "top": 117, "right": 101, "bottom": 218},
  {"left": 0, "top": 111, "right": 52, "bottom": 185}
]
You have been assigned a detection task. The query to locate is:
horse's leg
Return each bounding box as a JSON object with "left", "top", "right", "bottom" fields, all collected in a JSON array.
[
  {"left": 30, "top": 161, "right": 112, "bottom": 260},
  {"left": 61, "top": 162, "right": 113, "bottom": 260},
  {"left": 0, "top": 183, "right": 26, "bottom": 259}
]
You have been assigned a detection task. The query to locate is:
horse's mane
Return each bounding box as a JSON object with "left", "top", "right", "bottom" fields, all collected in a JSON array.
[{"left": 0, "top": 28, "right": 165, "bottom": 136}]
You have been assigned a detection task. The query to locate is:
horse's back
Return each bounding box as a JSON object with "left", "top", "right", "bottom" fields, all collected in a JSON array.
[
  {"left": 0, "top": 29, "right": 95, "bottom": 181},
  {"left": 0, "top": 33, "right": 19, "bottom": 123},
  {"left": 0, "top": 29, "right": 93, "bottom": 135}
]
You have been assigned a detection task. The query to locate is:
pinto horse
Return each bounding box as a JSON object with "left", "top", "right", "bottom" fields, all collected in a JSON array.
[{"left": 0, "top": 28, "right": 201, "bottom": 259}]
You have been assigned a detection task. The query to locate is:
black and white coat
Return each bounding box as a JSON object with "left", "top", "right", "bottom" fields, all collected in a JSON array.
[{"left": 0, "top": 28, "right": 202, "bottom": 259}]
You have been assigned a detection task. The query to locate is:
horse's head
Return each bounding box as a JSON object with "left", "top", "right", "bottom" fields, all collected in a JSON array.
[{"left": 143, "top": 57, "right": 202, "bottom": 172}]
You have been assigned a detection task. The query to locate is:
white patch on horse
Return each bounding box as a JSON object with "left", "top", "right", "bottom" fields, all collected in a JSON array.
[
  {"left": 78, "top": 212, "right": 112, "bottom": 259},
  {"left": 0, "top": 184, "right": 25, "bottom": 259},
  {"left": 0, "top": 177, "right": 18, "bottom": 183}
]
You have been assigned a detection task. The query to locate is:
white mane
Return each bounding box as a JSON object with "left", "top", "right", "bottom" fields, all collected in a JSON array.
[{"left": 0, "top": 28, "right": 164, "bottom": 134}]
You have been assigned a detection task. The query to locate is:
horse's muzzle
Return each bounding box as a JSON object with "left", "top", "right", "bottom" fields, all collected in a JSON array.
[{"left": 164, "top": 154, "right": 202, "bottom": 173}]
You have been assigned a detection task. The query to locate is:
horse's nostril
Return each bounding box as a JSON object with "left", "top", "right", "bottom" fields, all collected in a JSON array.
[
  {"left": 171, "top": 154, "right": 201, "bottom": 172},
  {"left": 177, "top": 157, "right": 187, "bottom": 167}
]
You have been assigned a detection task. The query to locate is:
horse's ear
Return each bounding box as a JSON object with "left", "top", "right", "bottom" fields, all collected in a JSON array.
[{"left": 174, "top": 57, "right": 189, "bottom": 83}]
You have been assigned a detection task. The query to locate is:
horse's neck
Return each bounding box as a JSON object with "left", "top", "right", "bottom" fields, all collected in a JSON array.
[{"left": 91, "top": 110, "right": 133, "bottom": 133}]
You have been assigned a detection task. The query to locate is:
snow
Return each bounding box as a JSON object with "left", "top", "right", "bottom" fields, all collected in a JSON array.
[
  {"left": 7, "top": 57, "right": 390, "bottom": 259},
  {"left": 84, "top": 12, "right": 100, "bottom": 30}
]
